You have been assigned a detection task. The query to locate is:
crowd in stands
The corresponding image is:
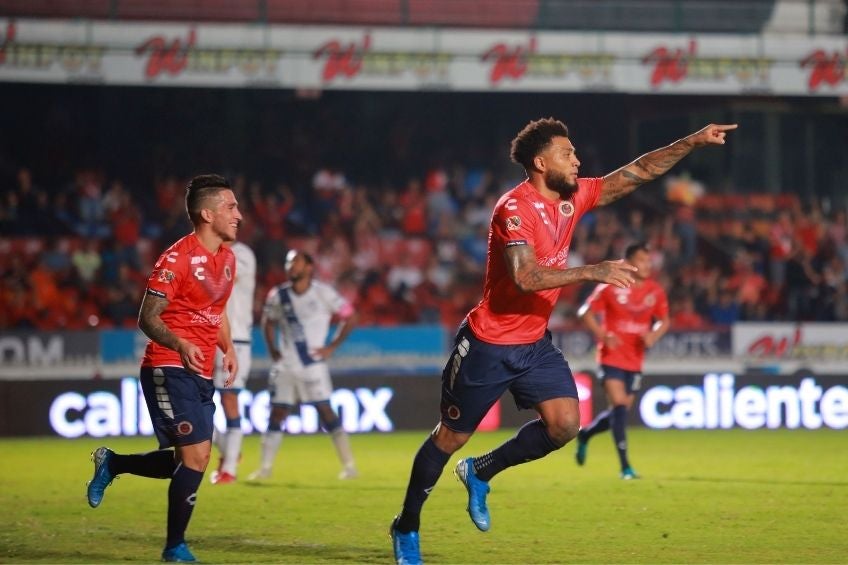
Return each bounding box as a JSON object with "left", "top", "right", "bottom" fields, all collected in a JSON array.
[{"left": 2, "top": 160, "right": 847, "bottom": 333}]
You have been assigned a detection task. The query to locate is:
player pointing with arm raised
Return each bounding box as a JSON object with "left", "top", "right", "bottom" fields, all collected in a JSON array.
[{"left": 390, "top": 119, "right": 735, "bottom": 565}]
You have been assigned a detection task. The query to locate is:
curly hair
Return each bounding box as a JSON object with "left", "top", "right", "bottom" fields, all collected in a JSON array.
[{"left": 509, "top": 117, "right": 570, "bottom": 172}]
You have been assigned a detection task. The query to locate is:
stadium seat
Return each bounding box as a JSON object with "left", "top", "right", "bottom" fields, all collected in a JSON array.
[
  {"left": 266, "top": 0, "right": 402, "bottom": 25},
  {"left": 408, "top": 0, "right": 539, "bottom": 28}
]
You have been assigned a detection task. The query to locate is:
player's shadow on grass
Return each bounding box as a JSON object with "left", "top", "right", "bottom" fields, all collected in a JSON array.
[
  {"left": 200, "top": 534, "right": 387, "bottom": 562},
  {"left": 242, "top": 481, "right": 395, "bottom": 492},
  {"left": 664, "top": 476, "right": 848, "bottom": 487}
]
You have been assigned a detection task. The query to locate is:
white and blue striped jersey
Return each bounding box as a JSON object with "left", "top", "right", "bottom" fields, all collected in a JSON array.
[{"left": 262, "top": 280, "right": 349, "bottom": 368}]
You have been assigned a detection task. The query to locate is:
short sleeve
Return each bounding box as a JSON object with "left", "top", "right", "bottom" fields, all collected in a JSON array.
[
  {"left": 262, "top": 287, "right": 282, "bottom": 321},
  {"left": 490, "top": 193, "right": 538, "bottom": 250},
  {"left": 146, "top": 248, "right": 186, "bottom": 300},
  {"left": 573, "top": 177, "right": 603, "bottom": 218},
  {"left": 236, "top": 245, "right": 257, "bottom": 282},
  {"left": 318, "top": 283, "right": 349, "bottom": 316}
]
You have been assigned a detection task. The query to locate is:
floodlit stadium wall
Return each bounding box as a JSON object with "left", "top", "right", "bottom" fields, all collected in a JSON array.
[{"left": 1, "top": 324, "right": 847, "bottom": 436}]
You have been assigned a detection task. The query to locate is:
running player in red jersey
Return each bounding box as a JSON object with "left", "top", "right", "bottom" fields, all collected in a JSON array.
[
  {"left": 575, "top": 242, "right": 670, "bottom": 480},
  {"left": 86, "top": 174, "right": 242, "bottom": 563},
  {"left": 390, "top": 118, "right": 736, "bottom": 565}
]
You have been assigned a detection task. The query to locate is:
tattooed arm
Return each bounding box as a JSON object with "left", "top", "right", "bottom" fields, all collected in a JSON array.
[
  {"left": 598, "top": 123, "right": 737, "bottom": 206},
  {"left": 138, "top": 291, "right": 204, "bottom": 373},
  {"left": 507, "top": 244, "right": 637, "bottom": 293}
]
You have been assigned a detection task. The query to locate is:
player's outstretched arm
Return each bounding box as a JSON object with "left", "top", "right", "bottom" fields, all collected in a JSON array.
[
  {"left": 598, "top": 123, "right": 738, "bottom": 206},
  {"left": 506, "top": 244, "right": 637, "bottom": 293},
  {"left": 138, "top": 291, "right": 204, "bottom": 373}
]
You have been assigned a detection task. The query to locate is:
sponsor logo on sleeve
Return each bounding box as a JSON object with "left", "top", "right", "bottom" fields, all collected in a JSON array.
[
  {"left": 505, "top": 215, "right": 522, "bottom": 231},
  {"left": 157, "top": 269, "right": 175, "bottom": 283},
  {"left": 146, "top": 288, "right": 167, "bottom": 298},
  {"left": 505, "top": 240, "right": 528, "bottom": 247}
]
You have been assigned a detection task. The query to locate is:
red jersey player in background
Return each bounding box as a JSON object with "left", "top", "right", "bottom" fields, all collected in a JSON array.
[
  {"left": 86, "top": 174, "right": 241, "bottom": 563},
  {"left": 389, "top": 118, "right": 736, "bottom": 565},
  {"left": 575, "top": 242, "right": 670, "bottom": 479}
]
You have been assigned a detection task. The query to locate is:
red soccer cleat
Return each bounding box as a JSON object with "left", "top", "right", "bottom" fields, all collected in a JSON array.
[{"left": 211, "top": 471, "right": 236, "bottom": 484}]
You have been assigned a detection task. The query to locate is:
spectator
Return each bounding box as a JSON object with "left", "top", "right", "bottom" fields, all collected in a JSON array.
[
  {"left": 707, "top": 289, "right": 741, "bottom": 326},
  {"left": 671, "top": 296, "right": 708, "bottom": 330},
  {"left": 72, "top": 239, "right": 102, "bottom": 284}
]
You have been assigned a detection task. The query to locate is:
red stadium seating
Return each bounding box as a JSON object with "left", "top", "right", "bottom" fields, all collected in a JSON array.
[
  {"left": 266, "top": 0, "right": 402, "bottom": 26},
  {"left": 0, "top": 0, "right": 111, "bottom": 19},
  {"left": 407, "top": 0, "right": 539, "bottom": 28}
]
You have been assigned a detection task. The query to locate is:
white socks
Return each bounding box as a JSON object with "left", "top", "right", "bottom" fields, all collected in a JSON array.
[
  {"left": 260, "top": 431, "right": 284, "bottom": 471},
  {"left": 221, "top": 429, "right": 243, "bottom": 476}
]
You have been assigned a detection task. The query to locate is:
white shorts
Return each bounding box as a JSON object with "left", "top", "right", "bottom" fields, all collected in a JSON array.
[
  {"left": 213, "top": 342, "right": 252, "bottom": 389},
  {"left": 268, "top": 361, "right": 333, "bottom": 406}
]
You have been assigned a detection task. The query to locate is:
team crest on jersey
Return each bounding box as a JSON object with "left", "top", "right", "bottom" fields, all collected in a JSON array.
[
  {"left": 446, "top": 405, "right": 461, "bottom": 420},
  {"left": 559, "top": 201, "right": 575, "bottom": 217},
  {"left": 175, "top": 421, "right": 193, "bottom": 436},
  {"left": 157, "top": 269, "right": 175, "bottom": 283},
  {"left": 224, "top": 265, "right": 232, "bottom": 281},
  {"left": 615, "top": 288, "right": 631, "bottom": 304},
  {"left": 505, "top": 215, "right": 522, "bottom": 231}
]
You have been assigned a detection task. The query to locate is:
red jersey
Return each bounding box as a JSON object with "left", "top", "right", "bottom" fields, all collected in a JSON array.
[
  {"left": 583, "top": 279, "right": 668, "bottom": 372},
  {"left": 141, "top": 233, "right": 236, "bottom": 378},
  {"left": 467, "top": 178, "right": 602, "bottom": 344}
]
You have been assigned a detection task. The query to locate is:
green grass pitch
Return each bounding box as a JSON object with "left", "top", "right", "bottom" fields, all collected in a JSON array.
[{"left": 1, "top": 429, "right": 846, "bottom": 563}]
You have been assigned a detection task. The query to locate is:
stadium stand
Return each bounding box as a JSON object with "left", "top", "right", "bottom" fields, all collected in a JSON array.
[
  {"left": 3, "top": 157, "right": 847, "bottom": 331},
  {"left": 1, "top": 0, "right": 846, "bottom": 331}
]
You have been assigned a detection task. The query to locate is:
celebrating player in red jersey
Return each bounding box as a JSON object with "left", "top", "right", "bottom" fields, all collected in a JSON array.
[
  {"left": 87, "top": 174, "right": 242, "bottom": 563},
  {"left": 575, "top": 242, "right": 670, "bottom": 479},
  {"left": 390, "top": 119, "right": 736, "bottom": 565}
]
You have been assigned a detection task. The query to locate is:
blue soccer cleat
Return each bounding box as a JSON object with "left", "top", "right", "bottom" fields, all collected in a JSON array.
[
  {"left": 87, "top": 446, "right": 116, "bottom": 508},
  {"left": 575, "top": 435, "right": 588, "bottom": 466},
  {"left": 621, "top": 466, "right": 641, "bottom": 480},
  {"left": 454, "top": 457, "right": 491, "bottom": 532},
  {"left": 389, "top": 516, "right": 422, "bottom": 565},
  {"left": 162, "top": 542, "right": 197, "bottom": 563}
]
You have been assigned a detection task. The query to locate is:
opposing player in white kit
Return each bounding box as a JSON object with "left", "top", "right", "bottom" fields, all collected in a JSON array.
[
  {"left": 210, "top": 240, "right": 257, "bottom": 484},
  {"left": 249, "top": 249, "right": 359, "bottom": 480}
]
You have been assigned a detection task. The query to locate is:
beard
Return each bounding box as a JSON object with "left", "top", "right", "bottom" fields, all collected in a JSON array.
[{"left": 544, "top": 169, "right": 578, "bottom": 199}]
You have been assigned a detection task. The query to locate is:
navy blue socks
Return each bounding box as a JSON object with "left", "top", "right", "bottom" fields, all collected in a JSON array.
[
  {"left": 610, "top": 404, "right": 630, "bottom": 470},
  {"left": 580, "top": 408, "right": 611, "bottom": 442},
  {"left": 473, "top": 419, "right": 559, "bottom": 482},
  {"left": 396, "top": 436, "right": 450, "bottom": 533},
  {"left": 166, "top": 464, "right": 204, "bottom": 549},
  {"left": 109, "top": 449, "right": 176, "bottom": 479}
]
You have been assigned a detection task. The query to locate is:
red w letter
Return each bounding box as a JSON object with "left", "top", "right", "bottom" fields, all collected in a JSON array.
[{"left": 135, "top": 29, "right": 197, "bottom": 79}]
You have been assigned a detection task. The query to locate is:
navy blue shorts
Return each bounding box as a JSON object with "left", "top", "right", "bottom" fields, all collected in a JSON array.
[
  {"left": 599, "top": 365, "right": 643, "bottom": 394},
  {"left": 140, "top": 366, "right": 216, "bottom": 449},
  {"left": 440, "top": 324, "right": 578, "bottom": 433}
]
